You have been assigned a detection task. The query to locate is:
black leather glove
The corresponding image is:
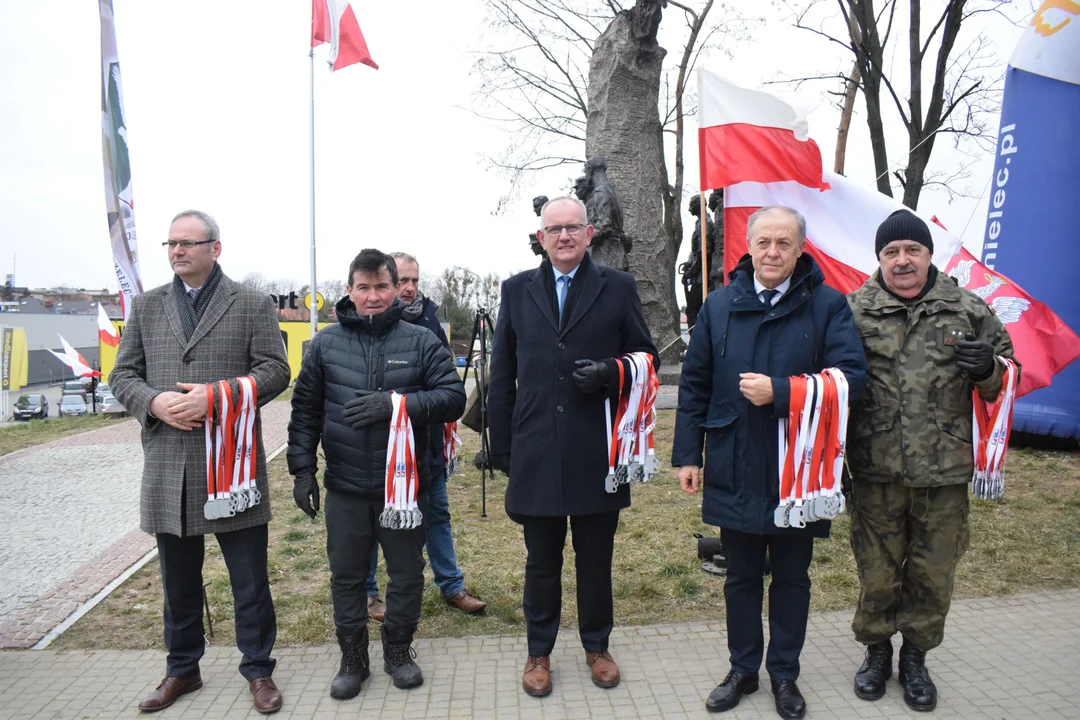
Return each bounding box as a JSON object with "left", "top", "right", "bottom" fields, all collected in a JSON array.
[
  {"left": 343, "top": 390, "right": 393, "bottom": 429},
  {"left": 954, "top": 333, "right": 995, "bottom": 380},
  {"left": 573, "top": 359, "right": 609, "bottom": 394},
  {"left": 292, "top": 473, "right": 320, "bottom": 519},
  {"left": 474, "top": 450, "right": 511, "bottom": 475}
]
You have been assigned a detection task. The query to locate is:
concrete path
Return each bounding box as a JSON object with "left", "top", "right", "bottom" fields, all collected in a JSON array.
[
  {"left": 0, "top": 401, "right": 292, "bottom": 648},
  {"left": 0, "top": 590, "right": 1076, "bottom": 719}
]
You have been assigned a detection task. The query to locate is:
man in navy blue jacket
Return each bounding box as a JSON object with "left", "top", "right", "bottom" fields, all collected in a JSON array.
[
  {"left": 363, "top": 253, "right": 487, "bottom": 620},
  {"left": 672, "top": 206, "right": 866, "bottom": 719}
]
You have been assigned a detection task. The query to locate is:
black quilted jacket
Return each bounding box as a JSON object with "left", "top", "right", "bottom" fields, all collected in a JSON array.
[{"left": 287, "top": 297, "right": 466, "bottom": 497}]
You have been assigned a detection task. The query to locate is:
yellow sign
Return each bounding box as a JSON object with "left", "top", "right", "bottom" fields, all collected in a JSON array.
[{"left": 304, "top": 292, "right": 325, "bottom": 312}]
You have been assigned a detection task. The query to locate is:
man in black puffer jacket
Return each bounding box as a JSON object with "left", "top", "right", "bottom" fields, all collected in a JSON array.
[{"left": 287, "top": 249, "right": 465, "bottom": 699}]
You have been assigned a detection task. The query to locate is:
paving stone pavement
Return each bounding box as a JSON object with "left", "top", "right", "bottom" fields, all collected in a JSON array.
[
  {"left": 0, "top": 402, "right": 292, "bottom": 648},
  {"left": 0, "top": 589, "right": 1077, "bottom": 719}
]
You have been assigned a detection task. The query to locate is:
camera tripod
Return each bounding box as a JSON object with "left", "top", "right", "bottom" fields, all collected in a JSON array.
[{"left": 462, "top": 306, "right": 494, "bottom": 518}]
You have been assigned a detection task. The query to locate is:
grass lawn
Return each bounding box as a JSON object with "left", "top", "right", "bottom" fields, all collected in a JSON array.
[
  {"left": 53, "top": 409, "right": 1080, "bottom": 651},
  {"left": 0, "top": 413, "right": 127, "bottom": 458}
]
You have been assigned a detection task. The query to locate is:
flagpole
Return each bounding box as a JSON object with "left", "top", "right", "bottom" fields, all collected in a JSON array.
[
  {"left": 698, "top": 68, "right": 709, "bottom": 304},
  {"left": 309, "top": 47, "right": 318, "bottom": 340}
]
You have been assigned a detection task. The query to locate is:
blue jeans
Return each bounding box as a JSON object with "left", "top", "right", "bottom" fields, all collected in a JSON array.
[{"left": 367, "top": 471, "right": 465, "bottom": 599}]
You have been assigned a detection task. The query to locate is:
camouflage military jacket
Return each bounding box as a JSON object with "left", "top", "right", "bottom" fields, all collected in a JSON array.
[{"left": 846, "top": 271, "right": 1018, "bottom": 487}]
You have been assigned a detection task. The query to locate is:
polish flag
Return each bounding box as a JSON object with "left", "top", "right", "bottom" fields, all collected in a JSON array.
[
  {"left": 722, "top": 172, "right": 961, "bottom": 293},
  {"left": 98, "top": 303, "right": 120, "bottom": 347},
  {"left": 49, "top": 334, "right": 101, "bottom": 378},
  {"left": 312, "top": 0, "right": 378, "bottom": 71},
  {"left": 944, "top": 248, "right": 1080, "bottom": 396},
  {"left": 698, "top": 69, "right": 827, "bottom": 191}
]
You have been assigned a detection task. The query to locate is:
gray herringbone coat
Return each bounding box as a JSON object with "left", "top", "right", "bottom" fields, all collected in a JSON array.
[{"left": 110, "top": 271, "right": 291, "bottom": 536}]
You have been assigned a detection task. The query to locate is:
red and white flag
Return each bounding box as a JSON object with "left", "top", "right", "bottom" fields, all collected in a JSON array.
[
  {"left": 97, "top": 303, "right": 120, "bottom": 347},
  {"left": 698, "top": 69, "right": 828, "bottom": 191},
  {"left": 49, "top": 335, "right": 101, "bottom": 378},
  {"left": 312, "top": 0, "right": 378, "bottom": 71},
  {"left": 944, "top": 248, "right": 1080, "bottom": 396},
  {"left": 700, "top": 76, "right": 1080, "bottom": 397}
]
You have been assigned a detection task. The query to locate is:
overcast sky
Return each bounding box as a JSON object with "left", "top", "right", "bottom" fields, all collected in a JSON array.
[{"left": 0, "top": 1, "right": 1026, "bottom": 301}]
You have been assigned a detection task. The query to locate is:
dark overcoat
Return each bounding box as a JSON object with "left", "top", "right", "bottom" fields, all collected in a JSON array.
[
  {"left": 110, "top": 271, "right": 291, "bottom": 536},
  {"left": 487, "top": 255, "right": 658, "bottom": 517},
  {"left": 671, "top": 254, "right": 867, "bottom": 538}
]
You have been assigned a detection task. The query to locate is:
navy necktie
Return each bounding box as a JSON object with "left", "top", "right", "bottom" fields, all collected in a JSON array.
[
  {"left": 760, "top": 288, "right": 779, "bottom": 306},
  {"left": 557, "top": 276, "right": 570, "bottom": 322}
]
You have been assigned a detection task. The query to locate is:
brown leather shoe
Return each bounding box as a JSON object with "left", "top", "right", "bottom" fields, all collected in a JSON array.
[
  {"left": 138, "top": 675, "right": 203, "bottom": 712},
  {"left": 522, "top": 655, "right": 552, "bottom": 697},
  {"left": 586, "top": 651, "right": 621, "bottom": 688},
  {"left": 445, "top": 590, "right": 487, "bottom": 615},
  {"left": 367, "top": 594, "right": 386, "bottom": 622},
  {"left": 250, "top": 677, "right": 282, "bottom": 714}
]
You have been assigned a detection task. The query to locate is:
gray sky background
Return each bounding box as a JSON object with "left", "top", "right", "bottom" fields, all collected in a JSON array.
[{"left": 0, "top": 1, "right": 1026, "bottom": 301}]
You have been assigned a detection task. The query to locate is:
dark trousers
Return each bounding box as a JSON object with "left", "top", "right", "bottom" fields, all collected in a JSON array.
[
  {"left": 512, "top": 511, "right": 620, "bottom": 657},
  {"left": 721, "top": 528, "right": 814, "bottom": 681},
  {"left": 325, "top": 489, "right": 427, "bottom": 640},
  {"left": 156, "top": 523, "right": 276, "bottom": 681}
]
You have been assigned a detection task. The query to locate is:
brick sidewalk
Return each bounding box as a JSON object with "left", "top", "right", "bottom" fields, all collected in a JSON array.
[
  {"left": 1, "top": 589, "right": 1077, "bottom": 719},
  {"left": 0, "top": 401, "right": 292, "bottom": 649}
]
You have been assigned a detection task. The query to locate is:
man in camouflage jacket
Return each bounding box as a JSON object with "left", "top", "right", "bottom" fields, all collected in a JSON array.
[{"left": 846, "top": 210, "right": 1017, "bottom": 713}]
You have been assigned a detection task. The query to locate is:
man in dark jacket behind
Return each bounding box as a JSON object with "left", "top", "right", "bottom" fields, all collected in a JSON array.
[
  {"left": 672, "top": 206, "right": 866, "bottom": 719},
  {"left": 287, "top": 249, "right": 465, "bottom": 699},
  {"left": 363, "top": 252, "right": 486, "bottom": 620},
  {"left": 486, "top": 196, "right": 658, "bottom": 698}
]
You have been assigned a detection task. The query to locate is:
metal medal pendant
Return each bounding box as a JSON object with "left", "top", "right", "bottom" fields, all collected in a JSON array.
[{"left": 774, "top": 504, "right": 790, "bottom": 529}]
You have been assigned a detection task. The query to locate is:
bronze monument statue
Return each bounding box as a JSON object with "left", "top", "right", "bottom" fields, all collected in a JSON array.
[{"left": 573, "top": 156, "right": 632, "bottom": 271}]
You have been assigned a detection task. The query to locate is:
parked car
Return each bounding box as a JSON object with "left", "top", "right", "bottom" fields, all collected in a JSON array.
[
  {"left": 98, "top": 393, "right": 126, "bottom": 416},
  {"left": 13, "top": 394, "right": 48, "bottom": 420},
  {"left": 62, "top": 380, "right": 88, "bottom": 402},
  {"left": 95, "top": 383, "right": 111, "bottom": 402},
  {"left": 58, "top": 395, "right": 88, "bottom": 417}
]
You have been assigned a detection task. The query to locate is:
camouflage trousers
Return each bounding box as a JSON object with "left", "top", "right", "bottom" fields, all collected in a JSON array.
[{"left": 848, "top": 481, "right": 970, "bottom": 651}]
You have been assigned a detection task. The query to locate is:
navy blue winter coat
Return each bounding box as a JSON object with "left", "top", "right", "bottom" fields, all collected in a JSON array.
[
  {"left": 409, "top": 296, "right": 452, "bottom": 477},
  {"left": 671, "top": 254, "right": 867, "bottom": 537}
]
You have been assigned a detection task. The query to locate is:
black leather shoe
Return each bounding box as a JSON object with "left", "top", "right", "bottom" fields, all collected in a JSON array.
[
  {"left": 854, "top": 640, "right": 893, "bottom": 700},
  {"left": 770, "top": 677, "right": 806, "bottom": 719},
  {"left": 705, "top": 670, "right": 759, "bottom": 712},
  {"left": 898, "top": 640, "right": 937, "bottom": 712}
]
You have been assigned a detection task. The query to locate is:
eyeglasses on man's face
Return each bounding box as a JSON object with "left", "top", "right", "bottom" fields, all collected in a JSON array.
[
  {"left": 542, "top": 224, "right": 587, "bottom": 237},
  {"left": 162, "top": 239, "right": 215, "bottom": 249}
]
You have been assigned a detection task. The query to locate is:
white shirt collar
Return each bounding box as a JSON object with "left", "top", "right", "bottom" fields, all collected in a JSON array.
[
  {"left": 753, "top": 274, "right": 791, "bottom": 305},
  {"left": 182, "top": 281, "right": 200, "bottom": 294}
]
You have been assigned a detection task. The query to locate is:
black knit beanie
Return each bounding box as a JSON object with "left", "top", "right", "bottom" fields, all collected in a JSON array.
[{"left": 875, "top": 209, "right": 933, "bottom": 256}]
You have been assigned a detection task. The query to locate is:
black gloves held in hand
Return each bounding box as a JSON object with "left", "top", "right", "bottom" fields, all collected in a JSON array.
[
  {"left": 474, "top": 450, "right": 511, "bottom": 475},
  {"left": 292, "top": 473, "right": 320, "bottom": 519},
  {"left": 573, "top": 359, "right": 609, "bottom": 394},
  {"left": 954, "top": 333, "right": 995, "bottom": 380},
  {"left": 343, "top": 390, "right": 393, "bottom": 429}
]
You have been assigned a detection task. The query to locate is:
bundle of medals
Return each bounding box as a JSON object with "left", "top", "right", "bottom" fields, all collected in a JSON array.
[
  {"left": 443, "top": 421, "right": 462, "bottom": 477},
  {"left": 379, "top": 392, "right": 423, "bottom": 529},
  {"left": 971, "top": 357, "right": 1019, "bottom": 501},
  {"left": 604, "top": 351, "right": 659, "bottom": 494},
  {"left": 774, "top": 368, "right": 849, "bottom": 529},
  {"left": 203, "top": 377, "right": 260, "bottom": 520}
]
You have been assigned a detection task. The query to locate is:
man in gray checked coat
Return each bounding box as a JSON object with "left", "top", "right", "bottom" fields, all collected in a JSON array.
[{"left": 110, "top": 210, "right": 291, "bottom": 715}]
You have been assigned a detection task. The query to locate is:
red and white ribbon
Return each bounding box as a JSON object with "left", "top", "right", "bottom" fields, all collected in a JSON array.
[
  {"left": 971, "top": 357, "right": 1019, "bottom": 500},
  {"left": 202, "top": 376, "right": 261, "bottom": 520},
  {"left": 444, "top": 421, "right": 462, "bottom": 477},
  {"left": 379, "top": 392, "right": 422, "bottom": 529},
  {"left": 604, "top": 351, "right": 659, "bottom": 493},
  {"left": 775, "top": 368, "right": 849, "bottom": 528}
]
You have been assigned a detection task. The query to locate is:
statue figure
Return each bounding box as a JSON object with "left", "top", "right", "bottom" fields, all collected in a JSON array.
[
  {"left": 708, "top": 189, "right": 725, "bottom": 288},
  {"left": 528, "top": 195, "right": 549, "bottom": 258},
  {"left": 680, "top": 192, "right": 720, "bottom": 334},
  {"left": 574, "top": 156, "right": 632, "bottom": 271}
]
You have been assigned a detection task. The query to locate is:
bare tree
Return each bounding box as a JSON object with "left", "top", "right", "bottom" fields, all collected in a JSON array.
[
  {"left": 474, "top": 0, "right": 746, "bottom": 355},
  {"left": 790, "top": 0, "right": 1014, "bottom": 209}
]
